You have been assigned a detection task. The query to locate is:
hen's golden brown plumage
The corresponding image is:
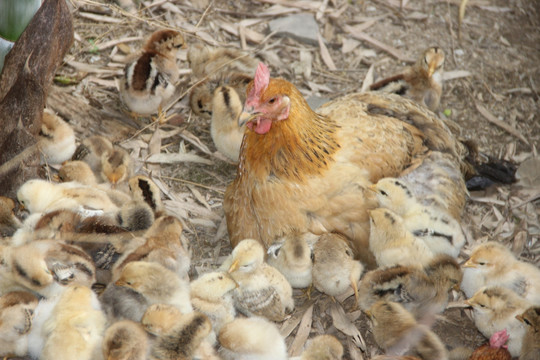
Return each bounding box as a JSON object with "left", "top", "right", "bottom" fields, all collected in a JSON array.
[
  {"left": 468, "top": 329, "right": 512, "bottom": 360},
  {"left": 224, "top": 63, "right": 472, "bottom": 266}
]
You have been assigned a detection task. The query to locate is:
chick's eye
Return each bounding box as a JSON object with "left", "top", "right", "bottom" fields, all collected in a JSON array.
[
  {"left": 478, "top": 262, "right": 486, "bottom": 266},
  {"left": 523, "top": 318, "right": 532, "bottom": 326},
  {"left": 479, "top": 304, "right": 486, "bottom": 308},
  {"left": 379, "top": 190, "right": 388, "bottom": 196}
]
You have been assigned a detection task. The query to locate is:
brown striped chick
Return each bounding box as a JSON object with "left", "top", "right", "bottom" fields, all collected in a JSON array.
[
  {"left": 117, "top": 200, "right": 155, "bottom": 231},
  {"left": 371, "top": 178, "right": 465, "bottom": 258},
  {"left": 190, "top": 271, "right": 237, "bottom": 334},
  {"left": 38, "top": 110, "right": 76, "bottom": 165},
  {"left": 72, "top": 135, "right": 114, "bottom": 177},
  {"left": 368, "top": 208, "right": 434, "bottom": 267},
  {"left": 0, "top": 196, "right": 21, "bottom": 237},
  {"left": 227, "top": 239, "right": 294, "bottom": 322},
  {"left": 115, "top": 261, "right": 192, "bottom": 314},
  {"left": 101, "top": 146, "right": 133, "bottom": 186},
  {"left": 370, "top": 47, "right": 445, "bottom": 111},
  {"left": 266, "top": 231, "right": 316, "bottom": 289},
  {"left": 100, "top": 283, "right": 149, "bottom": 322},
  {"left": 38, "top": 285, "right": 107, "bottom": 360},
  {"left": 359, "top": 255, "right": 462, "bottom": 318},
  {"left": 366, "top": 300, "right": 448, "bottom": 360},
  {"left": 312, "top": 233, "right": 363, "bottom": 304},
  {"left": 218, "top": 316, "right": 287, "bottom": 360},
  {"left": 461, "top": 241, "right": 540, "bottom": 304},
  {"left": 102, "top": 320, "right": 149, "bottom": 360},
  {"left": 142, "top": 304, "right": 212, "bottom": 360},
  {"left": 0, "top": 291, "right": 39, "bottom": 357},
  {"left": 465, "top": 286, "right": 531, "bottom": 357},
  {"left": 299, "top": 334, "right": 344, "bottom": 360},
  {"left": 17, "top": 179, "right": 119, "bottom": 214},
  {"left": 516, "top": 306, "right": 540, "bottom": 360},
  {"left": 120, "top": 29, "right": 186, "bottom": 116},
  {"left": 211, "top": 85, "right": 246, "bottom": 161},
  {"left": 113, "top": 215, "right": 190, "bottom": 280},
  {"left": 128, "top": 175, "right": 164, "bottom": 216}
]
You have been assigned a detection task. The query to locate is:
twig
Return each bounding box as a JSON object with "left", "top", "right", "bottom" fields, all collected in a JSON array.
[
  {"left": 195, "top": 0, "right": 215, "bottom": 29},
  {"left": 159, "top": 175, "right": 225, "bottom": 194},
  {"left": 475, "top": 103, "right": 530, "bottom": 146}
]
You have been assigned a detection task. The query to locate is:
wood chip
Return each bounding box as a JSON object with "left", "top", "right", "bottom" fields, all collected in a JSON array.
[
  {"left": 317, "top": 33, "right": 336, "bottom": 71},
  {"left": 288, "top": 304, "right": 314, "bottom": 357},
  {"left": 343, "top": 27, "right": 415, "bottom": 62},
  {"left": 95, "top": 36, "right": 142, "bottom": 51},
  {"left": 475, "top": 103, "right": 529, "bottom": 145},
  {"left": 78, "top": 11, "right": 123, "bottom": 23}
]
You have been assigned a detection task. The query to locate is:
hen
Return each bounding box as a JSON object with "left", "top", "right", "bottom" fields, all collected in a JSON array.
[
  {"left": 468, "top": 329, "right": 512, "bottom": 360},
  {"left": 224, "top": 63, "right": 481, "bottom": 266}
]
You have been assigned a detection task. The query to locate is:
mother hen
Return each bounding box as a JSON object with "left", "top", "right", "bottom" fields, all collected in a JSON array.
[{"left": 224, "top": 63, "right": 475, "bottom": 267}]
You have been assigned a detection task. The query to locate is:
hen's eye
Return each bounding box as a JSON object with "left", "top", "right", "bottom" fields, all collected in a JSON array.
[{"left": 268, "top": 97, "right": 276, "bottom": 104}]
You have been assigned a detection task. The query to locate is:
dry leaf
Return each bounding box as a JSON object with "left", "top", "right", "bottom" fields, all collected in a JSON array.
[
  {"left": 329, "top": 302, "right": 366, "bottom": 351},
  {"left": 475, "top": 103, "right": 529, "bottom": 145},
  {"left": 288, "top": 304, "right": 314, "bottom": 356},
  {"left": 317, "top": 33, "right": 336, "bottom": 70}
]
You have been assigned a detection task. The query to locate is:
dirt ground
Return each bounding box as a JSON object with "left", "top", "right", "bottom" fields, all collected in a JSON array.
[{"left": 47, "top": 0, "right": 540, "bottom": 358}]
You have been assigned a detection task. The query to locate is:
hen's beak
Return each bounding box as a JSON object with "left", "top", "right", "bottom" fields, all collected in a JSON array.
[
  {"left": 238, "top": 110, "right": 261, "bottom": 128},
  {"left": 228, "top": 259, "right": 240, "bottom": 273}
]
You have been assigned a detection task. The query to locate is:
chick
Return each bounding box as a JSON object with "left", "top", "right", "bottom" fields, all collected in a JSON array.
[
  {"left": 226, "top": 239, "right": 294, "bottom": 322},
  {"left": 100, "top": 283, "right": 149, "bottom": 322},
  {"left": 120, "top": 29, "right": 186, "bottom": 116},
  {"left": 72, "top": 135, "right": 114, "bottom": 176},
  {"left": 466, "top": 286, "right": 531, "bottom": 357},
  {"left": 142, "top": 304, "right": 212, "bottom": 360},
  {"left": 57, "top": 160, "right": 99, "bottom": 186},
  {"left": 300, "top": 334, "right": 344, "bottom": 360},
  {"left": 371, "top": 177, "right": 465, "bottom": 258},
  {"left": 370, "top": 47, "right": 445, "bottom": 111},
  {"left": 0, "top": 196, "right": 21, "bottom": 237},
  {"left": 39, "top": 285, "right": 107, "bottom": 360},
  {"left": 267, "top": 231, "right": 316, "bottom": 289},
  {"left": 211, "top": 85, "right": 246, "bottom": 161},
  {"left": 218, "top": 316, "right": 287, "bottom": 360},
  {"left": 516, "top": 306, "right": 540, "bottom": 360},
  {"left": 113, "top": 215, "right": 190, "bottom": 280},
  {"left": 38, "top": 110, "right": 76, "bottom": 165},
  {"left": 115, "top": 261, "right": 192, "bottom": 314},
  {"left": 0, "top": 291, "right": 39, "bottom": 357},
  {"left": 366, "top": 300, "right": 448, "bottom": 360},
  {"left": 368, "top": 208, "right": 434, "bottom": 267},
  {"left": 101, "top": 146, "right": 133, "bottom": 185},
  {"left": 190, "top": 271, "right": 237, "bottom": 334},
  {"left": 117, "top": 200, "right": 155, "bottom": 231},
  {"left": 187, "top": 43, "right": 259, "bottom": 79},
  {"left": 359, "top": 255, "right": 461, "bottom": 318},
  {"left": 461, "top": 241, "right": 540, "bottom": 304},
  {"left": 312, "top": 233, "right": 363, "bottom": 304},
  {"left": 102, "top": 320, "right": 149, "bottom": 360},
  {"left": 17, "top": 179, "right": 119, "bottom": 214},
  {"left": 128, "top": 175, "right": 164, "bottom": 216}
]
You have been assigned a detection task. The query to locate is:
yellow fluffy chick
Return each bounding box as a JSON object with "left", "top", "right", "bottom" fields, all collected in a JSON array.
[
  {"left": 0, "top": 196, "right": 21, "bottom": 237},
  {"left": 227, "top": 239, "right": 294, "bottom": 322},
  {"left": 102, "top": 320, "right": 149, "bottom": 360},
  {"left": 113, "top": 215, "right": 190, "bottom": 280},
  {"left": 128, "top": 175, "right": 164, "bottom": 216},
  {"left": 0, "top": 291, "right": 39, "bottom": 357},
  {"left": 466, "top": 286, "right": 531, "bottom": 357},
  {"left": 57, "top": 160, "right": 99, "bottom": 186},
  {"left": 368, "top": 208, "right": 434, "bottom": 267},
  {"left": 371, "top": 177, "right": 465, "bottom": 258},
  {"left": 142, "top": 304, "right": 212, "bottom": 360},
  {"left": 17, "top": 179, "right": 119, "bottom": 214},
  {"left": 299, "top": 334, "right": 344, "bottom": 360},
  {"left": 115, "top": 261, "right": 192, "bottom": 314},
  {"left": 190, "top": 271, "right": 237, "bottom": 334},
  {"left": 370, "top": 47, "right": 445, "bottom": 111},
  {"left": 38, "top": 109, "right": 76, "bottom": 165},
  {"left": 312, "top": 233, "right": 363, "bottom": 303},
  {"left": 516, "top": 306, "right": 540, "bottom": 360},
  {"left": 218, "top": 316, "right": 287, "bottom": 360},
  {"left": 359, "top": 255, "right": 462, "bottom": 319},
  {"left": 366, "top": 300, "right": 448, "bottom": 360},
  {"left": 72, "top": 135, "right": 114, "bottom": 177},
  {"left": 266, "top": 231, "right": 316, "bottom": 289},
  {"left": 211, "top": 85, "right": 246, "bottom": 161},
  {"left": 39, "top": 285, "right": 107, "bottom": 360},
  {"left": 120, "top": 29, "right": 186, "bottom": 116},
  {"left": 101, "top": 146, "right": 133, "bottom": 185},
  {"left": 461, "top": 241, "right": 540, "bottom": 305}
]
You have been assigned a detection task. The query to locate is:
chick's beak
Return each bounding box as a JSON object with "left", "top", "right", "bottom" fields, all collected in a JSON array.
[
  {"left": 115, "top": 279, "right": 126, "bottom": 287},
  {"left": 516, "top": 314, "right": 524, "bottom": 323},
  {"left": 463, "top": 299, "right": 471, "bottom": 307},
  {"left": 351, "top": 278, "right": 359, "bottom": 307},
  {"left": 427, "top": 62, "right": 437, "bottom": 78},
  {"left": 462, "top": 260, "right": 476, "bottom": 268},
  {"left": 228, "top": 259, "right": 240, "bottom": 274}
]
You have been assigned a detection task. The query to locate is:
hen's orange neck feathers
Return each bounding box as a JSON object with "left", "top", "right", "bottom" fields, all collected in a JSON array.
[{"left": 238, "top": 78, "right": 340, "bottom": 183}]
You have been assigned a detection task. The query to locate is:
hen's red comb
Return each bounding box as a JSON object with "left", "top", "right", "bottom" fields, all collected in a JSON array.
[
  {"left": 489, "top": 329, "right": 509, "bottom": 349},
  {"left": 251, "top": 62, "right": 270, "bottom": 98}
]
